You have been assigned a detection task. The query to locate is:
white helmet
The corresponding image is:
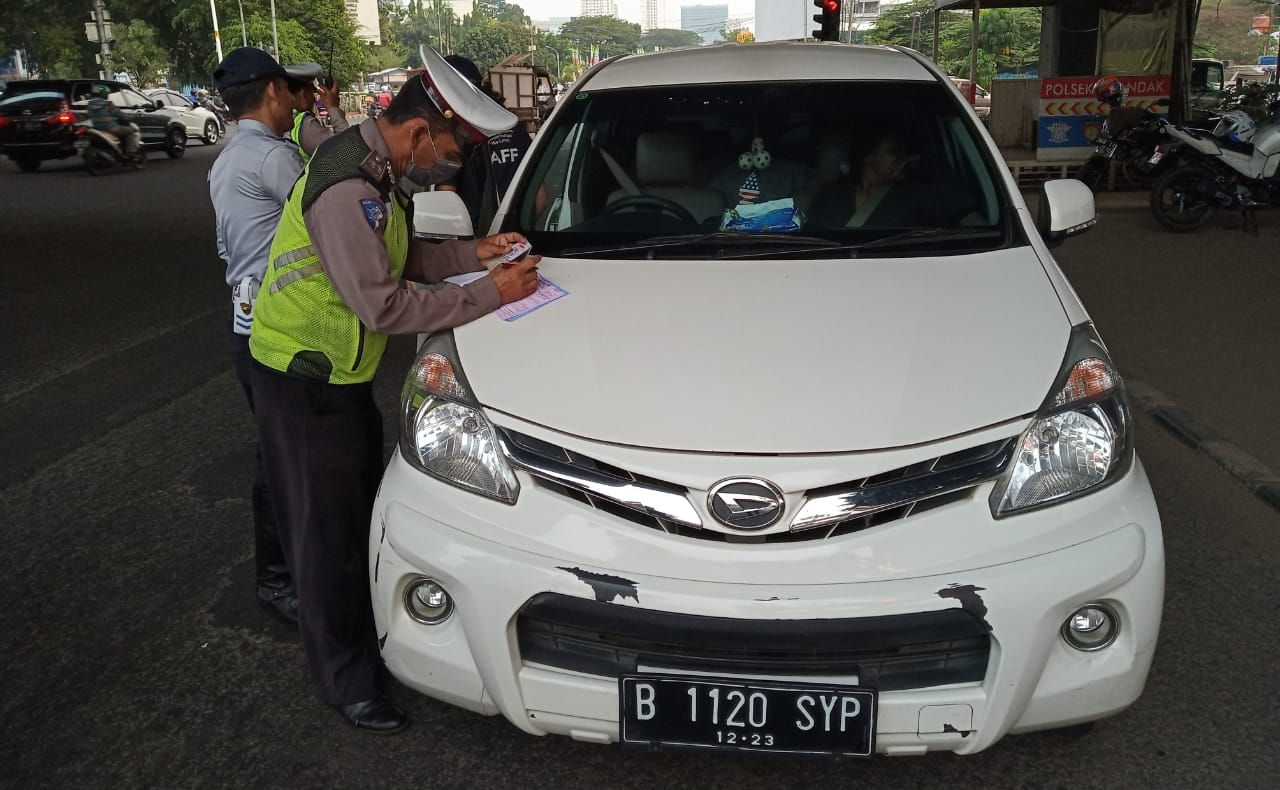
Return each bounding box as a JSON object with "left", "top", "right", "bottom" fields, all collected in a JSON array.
[{"left": 1213, "top": 110, "right": 1256, "bottom": 144}]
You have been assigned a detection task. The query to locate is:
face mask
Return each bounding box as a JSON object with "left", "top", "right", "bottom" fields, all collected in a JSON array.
[{"left": 400, "top": 128, "right": 463, "bottom": 194}]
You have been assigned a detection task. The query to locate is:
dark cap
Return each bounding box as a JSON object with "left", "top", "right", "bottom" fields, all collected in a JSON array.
[
  {"left": 444, "top": 55, "right": 483, "bottom": 88},
  {"left": 213, "top": 47, "right": 287, "bottom": 92}
]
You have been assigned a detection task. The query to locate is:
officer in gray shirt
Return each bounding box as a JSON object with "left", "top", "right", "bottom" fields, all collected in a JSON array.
[{"left": 207, "top": 47, "right": 317, "bottom": 626}]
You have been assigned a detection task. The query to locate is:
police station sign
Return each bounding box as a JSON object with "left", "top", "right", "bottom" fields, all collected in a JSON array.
[{"left": 1036, "top": 75, "right": 1170, "bottom": 161}]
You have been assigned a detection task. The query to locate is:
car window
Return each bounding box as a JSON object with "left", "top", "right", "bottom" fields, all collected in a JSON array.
[
  {"left": 70, "top": 83, "right": 93, "bottom": 104},
  {"left": 1205, "top": 65, "right": 1224, "bottom": 92},
  {"left": 122, "top": 88, "right": 153, "bottom": 108},
  {"left": 170, "top": 93, "right": 193, "bottom": 109},
  {"left": 0, "top": 90, "right": 66, "bottom": 107},
  {"left": 509, "top": 80, "right": 1009, "bottom": 258}
]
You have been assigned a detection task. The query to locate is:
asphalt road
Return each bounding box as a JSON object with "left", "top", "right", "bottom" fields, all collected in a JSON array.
[{"left": 0, "top": 139, "right": 1277, "bottom": 789}]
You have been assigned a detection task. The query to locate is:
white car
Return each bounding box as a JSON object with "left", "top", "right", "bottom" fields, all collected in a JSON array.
[
  {"left": 377, "top": 42, "right": 1164, "bottom": 759},
  {"left": 144, "top": 89, "right": 222, "bottom": 145}
]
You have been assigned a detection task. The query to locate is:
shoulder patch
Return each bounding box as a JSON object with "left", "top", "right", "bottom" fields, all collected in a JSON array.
[{"left": 360, "top": 198, "right": 386, "bottom": 229}]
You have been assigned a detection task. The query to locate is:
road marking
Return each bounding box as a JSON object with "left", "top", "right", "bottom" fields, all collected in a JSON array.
[{"left": 1127, "top": 379, "right": 1280, "bottom": 513}]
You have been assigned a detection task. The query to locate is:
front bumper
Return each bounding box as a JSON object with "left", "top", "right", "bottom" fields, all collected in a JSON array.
[{"left": 371, "top": 434, "right": 1163, "bottom": 756}]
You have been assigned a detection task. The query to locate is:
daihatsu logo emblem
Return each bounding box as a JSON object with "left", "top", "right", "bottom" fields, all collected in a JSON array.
[{"left": 708, "top": 478, "right": 785, "bottom": 531}]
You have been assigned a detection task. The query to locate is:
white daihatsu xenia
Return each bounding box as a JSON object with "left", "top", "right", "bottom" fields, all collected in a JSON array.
[{"left": 373, "top": 43, "right": 1164, "bottom": 758}]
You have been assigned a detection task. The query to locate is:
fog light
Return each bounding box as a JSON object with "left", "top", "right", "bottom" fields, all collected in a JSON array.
[
  {"left": 1061, "top": 603, "right": 1120, "bottom": 651},
  {"left": 404, "top": 578, "right": 454, "bottom": 625}
]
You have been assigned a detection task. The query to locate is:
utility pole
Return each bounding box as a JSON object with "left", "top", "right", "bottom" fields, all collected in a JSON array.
[
  {"left": 210, "top": 0, "right": 224, "bottom": 63},
  {"left": 238, "top": 0, "right": 248, "bottom": 48},
  {"left": 270, "top": 0, "right": 280, "bottom": 59},
  {"left": 85, "top": 1, "right": 113, "bottom": 80}
]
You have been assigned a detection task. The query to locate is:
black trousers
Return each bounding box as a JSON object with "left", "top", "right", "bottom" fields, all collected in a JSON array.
[
  {"left": 228, "top": 327, "right": 291, "bottom": 589},
  {"left": 249, "top": 360, "right": 383, "bottom": 705}
]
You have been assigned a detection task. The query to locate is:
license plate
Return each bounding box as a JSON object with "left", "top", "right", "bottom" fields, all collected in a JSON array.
[
  {"left": 620, "top": 674, "right": 877, "bottom": 758},
  {"left": 1149, "top": 150, "right": 1164, "bottom": 165},
  {"left": 22, "top": 121, "right": 42, "bottom": 131},
  {"left": 74, "top": 138, "right": 88, "bottom": 151}
]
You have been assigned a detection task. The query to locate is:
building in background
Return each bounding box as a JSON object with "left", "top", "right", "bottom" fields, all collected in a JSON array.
[
  {"left": 534, "top": 17, "right": 573, "bottom": 34},
  {"left": 581, "top": 0, "right": 619, "bottom": 17},
  {"left": 345, "top": 0, "right": 382, "bottom": 45},
  {"left": 681, "top": 4, "right": 729, "bottom": 44},
  {"left": 643, "top": 0, "right": 666, "bottom": 31},
  {"left": 754, "top": 0, "right": 806, "bottom": 42}
]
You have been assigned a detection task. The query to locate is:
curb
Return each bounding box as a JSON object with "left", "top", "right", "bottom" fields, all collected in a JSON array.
[{"left": 1127, "top": 379, "right": 1280, "bottom": 514}]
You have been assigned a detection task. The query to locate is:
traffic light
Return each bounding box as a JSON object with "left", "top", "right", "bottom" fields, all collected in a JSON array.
[{"left": 813, "top": 0, "right": 841, "bottom": 42}]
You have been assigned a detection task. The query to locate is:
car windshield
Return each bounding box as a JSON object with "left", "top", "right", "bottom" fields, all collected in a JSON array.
[{"left": 507, "top": 80, "right": 1010, "bottom": 258}]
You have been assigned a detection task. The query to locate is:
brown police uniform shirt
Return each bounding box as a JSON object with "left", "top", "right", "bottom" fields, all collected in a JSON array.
[
  {"left": 303, "top": 120, "right": 502, "bottom": 335},
  {"left": 296, "top": 105, "right": 349, "bottom": 156}
]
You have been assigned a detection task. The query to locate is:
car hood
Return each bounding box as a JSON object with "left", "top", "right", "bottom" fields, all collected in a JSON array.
[{"left": 455, "top": 248, "right": 1070, "bottom": 453}]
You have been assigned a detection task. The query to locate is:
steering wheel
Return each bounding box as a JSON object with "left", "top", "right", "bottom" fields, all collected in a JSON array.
[{"left": 602, "top": 194, "right": 698, "bottom": 225}]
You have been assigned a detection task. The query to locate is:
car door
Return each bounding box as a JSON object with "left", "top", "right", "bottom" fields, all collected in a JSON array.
[
  {"left": 114, "top": 84, "right": 164, "bottom": 142},
  {"left": 165, "top": 92, "right": 202, "bottom": 134}
]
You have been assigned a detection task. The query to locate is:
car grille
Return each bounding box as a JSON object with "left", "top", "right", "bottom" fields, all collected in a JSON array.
[
  {"left": 517, "top": 593, "right": 991, "bottom": 691},
  {"left": 497, "top": 427, "right": 1014, "bottom": 543}
]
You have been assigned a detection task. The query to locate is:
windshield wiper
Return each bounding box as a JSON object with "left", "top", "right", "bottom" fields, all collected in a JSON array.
[
  {"left": 559, "top": 231, "right": 843, "bottom": 258},
  {"left": 719, "top": 228, "right": 1006, "bottom": 259}
]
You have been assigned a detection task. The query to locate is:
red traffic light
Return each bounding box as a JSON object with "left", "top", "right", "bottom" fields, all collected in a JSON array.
[{"left": 813, "top": 0, "right": 841, "bottom": 41}]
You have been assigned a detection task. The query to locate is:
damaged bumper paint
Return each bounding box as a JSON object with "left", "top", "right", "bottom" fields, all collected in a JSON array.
[{"left": 369, "top": 432, "right": 1165, "bottom": 756}]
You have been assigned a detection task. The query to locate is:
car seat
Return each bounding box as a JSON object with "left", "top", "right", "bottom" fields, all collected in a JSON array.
[
  {"left": 796, "top": 133, "right": 851, "bottom": 214},
  {"left": 607, "top": 132, "right": 725, "bottom": 223}
]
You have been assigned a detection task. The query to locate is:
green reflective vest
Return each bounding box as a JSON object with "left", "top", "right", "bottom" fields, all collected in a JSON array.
[
  {"left": 288, "top": 111, "right": 309, "bottom": 161},
  {"left": 250, "top": 128, "right": 409, "bottom": 384}
]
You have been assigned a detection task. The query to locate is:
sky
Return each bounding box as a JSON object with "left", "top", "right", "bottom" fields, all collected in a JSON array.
[{"left": 510, "top": 1, "right": 760, "bottom": 32}]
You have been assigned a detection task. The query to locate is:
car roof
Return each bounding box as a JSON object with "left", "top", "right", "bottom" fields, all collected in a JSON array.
[{"left": 583, "top": 42, "right": 936, "bottom": 91}]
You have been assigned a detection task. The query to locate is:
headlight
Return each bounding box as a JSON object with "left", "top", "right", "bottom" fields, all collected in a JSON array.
[
  {"left": 990, "top": 324, "right": 1133, "bottom": 517},
  {"left": 399, "top": 332, "right": 520, "bottom": 504}
]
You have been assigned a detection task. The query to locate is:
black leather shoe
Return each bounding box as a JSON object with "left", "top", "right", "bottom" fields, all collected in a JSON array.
[
  {"left": 255, "top": 585, "right": 299, "bottom": 625},
  {"left": 332, "top": 696, "right": 410, "bottom": 734}
]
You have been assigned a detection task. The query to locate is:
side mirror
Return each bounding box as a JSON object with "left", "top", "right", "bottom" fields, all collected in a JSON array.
[
  {"left": 154, "top": 99, "right": 164, "bottom": 109},
  {"left": 1037, "top": 179, "right": 1096, "bottom": 247},
  {"left": 412, "top": 190, "right": 475, "bottom": 240}
]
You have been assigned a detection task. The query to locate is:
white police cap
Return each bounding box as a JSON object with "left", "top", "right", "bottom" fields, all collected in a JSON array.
[{"left": 419, "top": 44, "right": 517, "bottom": 143}]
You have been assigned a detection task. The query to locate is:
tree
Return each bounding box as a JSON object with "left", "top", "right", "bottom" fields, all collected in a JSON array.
[
  {"left": 0, "top": 0, "right": 92, "bottom": 78},
  {"left": 866, "top": 0, "right": 1041, "bottom": 86},
  {"left": 220, "top": 15, "right": 320, "bottom": 69},
  {"left": 112, "top": 20, "right": 170, "bottom": 86},
  {"left": 558, "top": 16, "right": 641, "bottom": 60},
  {"left": 456, "top": 18, "right": 528, "bottom": 72},
  {"left": 471, "top": 1, "right": 530, "bottom": 26},
  {"left": 640, "top": 28, "right": 701, "bottom": 50}
]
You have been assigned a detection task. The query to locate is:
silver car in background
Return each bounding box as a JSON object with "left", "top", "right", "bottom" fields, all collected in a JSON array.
[{"left": 145, "top": 89, "right": 222, "bottom": 145}]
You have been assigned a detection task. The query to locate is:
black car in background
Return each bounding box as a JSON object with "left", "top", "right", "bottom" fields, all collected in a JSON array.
[{"left": 0, "top": 79, "right": 187, "bottom": 172}]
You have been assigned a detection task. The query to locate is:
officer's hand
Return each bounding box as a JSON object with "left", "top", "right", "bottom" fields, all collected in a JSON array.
[
  {"left": 476, "top": 232, "right": 530, "bottom": 262},
  {"left": 489, "top": 255, "right": 541, "bottom": 304},
  {"left": 317, "top": 82, "right": 341, "bottom": 109}
]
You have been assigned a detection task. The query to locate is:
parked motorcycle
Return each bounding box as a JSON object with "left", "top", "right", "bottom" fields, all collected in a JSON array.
[
  {"left": 1149, "top": 106, "right": 1280, "bottom": 232},
  {"left": 74, "top": 124, "right": 145, "bottom": 175},
  {"left": 1077, "top": 78, "right": 1180, "bottom": 192}
]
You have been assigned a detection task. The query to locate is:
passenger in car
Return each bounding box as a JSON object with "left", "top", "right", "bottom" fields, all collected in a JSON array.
[{"left": 808, "top": 131, "right": 969, "bottom": 229}]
